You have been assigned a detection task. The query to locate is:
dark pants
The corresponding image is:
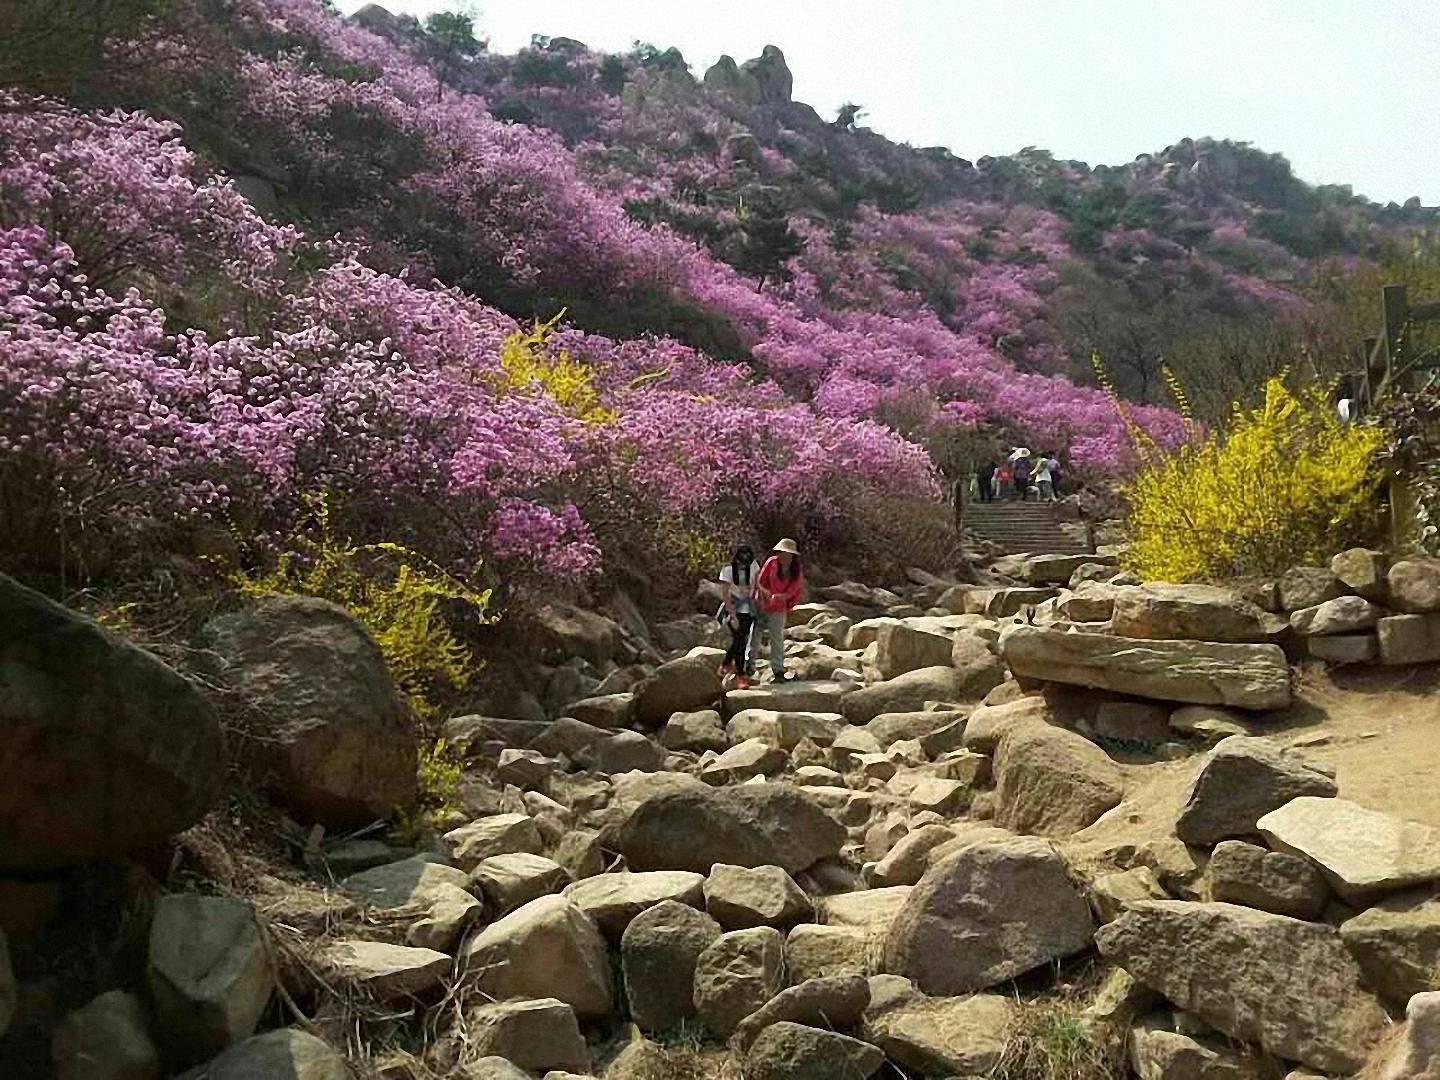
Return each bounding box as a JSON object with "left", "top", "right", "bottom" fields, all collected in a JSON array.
[{"left": 724, "top": 612, "right": 755, "bottom": 673}]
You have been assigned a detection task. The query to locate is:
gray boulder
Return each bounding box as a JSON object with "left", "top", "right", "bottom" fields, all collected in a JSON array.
[
  {"left": 1174, "top": 736, "right": 1337, "bottom": 846},
  {"left": 732, "top": 975, "right": 870, "bottom": 1050},
  {"left": 693, "top": 927, "right": 785, "bottom": 1038},
  {"left": 1, "top": 575, "right": 225, "bottom": 866},
  {"left": 1096, "top": 900, "right": 1387, "bottom": 1073},
  {"left": 634, "top": 655, "right": 722, "bottom": 727},
  {"left": 743, "top": 1022, "right": 883, "bottom": 1080},
  {"left": 175, "top": 1029, "right": 346, "bottom": 1080},
  {"left": 621, "top": 899, "right": 722, "bottom": 1031},
  {"left": 608, "top": 784, "right": 845, "bottom": 874},
  {"left": 52, "top": 990, "right": 161, "bottom": 1080},
  {"left": 204, "top": 595, "right": 414, "bottom": 826},
  {"left": 462, "top": 998, "right": 590, "bottom": 1075},
  {"left": 882, "top": 835, "right": 1094, "bottom": 994},
  {"left": 993, "top": 724, "right": 1124, "bottom": 837},
  {"left": 460, "top": 895, "right": 612, "bottom": 1019},
  {"left": 1000, "top": 626, "right": 1291, "bottom": 710},
  {"left": 1110, "top": 582, "right": 1285, "bottom": 642},
  {"left": 147, "top": 896, "right": 273, "bottom": 1067},
  {"left": 842, "top": 666, "right": 994, "bottom": 725},
  {"left": 1341, "top": 888, "right": 1440, "bottom": 1007},
  {"left": 1208, "top": 839, "right": 1328, "bottom": 920}
]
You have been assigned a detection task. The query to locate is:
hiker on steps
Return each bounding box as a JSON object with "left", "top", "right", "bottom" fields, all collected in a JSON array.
[
  {"left": 755, "top": 538, "right": 805, "bottom": 683},
  {"left": 1011, "top": 449, "right": 1032, "bottom": 500},
  {"left": 718, "top": 544, "right": 761, "bottom": 689}
]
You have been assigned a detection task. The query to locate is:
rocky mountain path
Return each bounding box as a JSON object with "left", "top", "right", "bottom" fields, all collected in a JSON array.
[{"left": 13, "top": 548, "right": 1440, "bottom": 1077}]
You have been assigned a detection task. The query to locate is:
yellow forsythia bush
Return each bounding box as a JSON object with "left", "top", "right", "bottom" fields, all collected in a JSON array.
[
  {"left": 1124, "top": 376, "right": 1384, "bottom": 582},
  {"left": 497, "top": 313, "right": 616, "bottom": 423},
  {"left": 233, "top": 493, "right": 492, "bottom": 720}
]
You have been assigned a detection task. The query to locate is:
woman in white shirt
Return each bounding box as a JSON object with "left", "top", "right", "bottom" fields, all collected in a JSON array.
[
  {"left": 719, "top": 544, "right": 762, "bottom": 687},
  {"left": 1034, "top": 456, "right": 1055, "bottom": 501}
]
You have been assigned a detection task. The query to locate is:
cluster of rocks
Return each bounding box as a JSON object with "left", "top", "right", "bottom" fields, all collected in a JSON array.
[{"left": 11, "top": 541, "right": 1440, "bottom": 1078}]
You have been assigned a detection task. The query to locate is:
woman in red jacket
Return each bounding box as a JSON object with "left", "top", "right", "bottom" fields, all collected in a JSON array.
[{"left": 755, "top": 538, "right": 805, "bottom": 682}]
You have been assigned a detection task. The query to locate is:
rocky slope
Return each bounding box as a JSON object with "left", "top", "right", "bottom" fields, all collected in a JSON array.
[{"left": 9, "top": 547, "right": 1440, "bottom": 1077}]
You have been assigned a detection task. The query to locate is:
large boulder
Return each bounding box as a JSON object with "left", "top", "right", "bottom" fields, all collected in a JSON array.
[
  {"left": 562, "top": 870, "right": 705, "bottom": 940},
  {"left": 701, "top": 738, "right": 787, "bottom": 784},
  {"left": 443, "top": 813, "right": 544, "bottom": 871},
  {"left": 1278, "top": 566, "right": 1347, "bottom": 611},
  {"left": 608, "top": 784, "right": 845, "bottom": 874},
  {"left": 1127, "top": 1013, "right": 1270, "bottom": 1080},
  {"left": 784, "top": 924, "right": 873, "bottom": 982},
  {"left": 1387, "top": 559, "right": 1440, "bottom": 613},
  {"left": 662, "top": 709, "right": 730, "bottom": 753},
  {"left": 147, "top": 895, "right": 273, "bottom": 1067},
  {"left": 841, "top": 666, "right": 993, "bottom": 725},
  {"left": 1378, "top": 613, "right": 1440, "bottom": 664},
  {"left": 1098, "top": 901, "right": 1388, "bottom": 1073},
  {"left": 1018, "top": 553, "right": 1113, "bottom": 586},
  {"left": 740, "top": 45, "right": 794, "bottom": 103},
  {"left": 862, "top": 984, "right": 1013, "bottom": 1077},
  {"left": 1289, "top": 595, "right": 1385, "bottom": 636},
  {"left": 693, "top": 926, "right": 785, "bottom": 1038},
  {"left": 726, "top": 710, "right": 843, "bottom": 750},
  {"left": 1331, "top": 548, "right": 1387, "bottom": 601},
  {"left": 1257, "top": 796, "right": 1440, "bottom": 904},
  {"left": 864, "top": 709, "right": 967, "bottom": 752},
  {"left": 724, "top": 680, "right": 847, "bottom": 717},
  {"left": 1175, "top": 737, "right": 1337, "bottom": 846},
  {"left": 0, "top": 575, "right": 225, "bottom": 866},
  {"left": 882, "top": 836, "right": 1094, "bottom": 994},
  {"left": 872, "top": 623, "right": 952, "bottom": 680},
  {"left": 462, "top": 998, "right": 590, "bottom": 1075},
  {"left": 460, "top": 895, "right": 612, "bottom": 1019},
  {"left": 1208, "top": 839, "right": 1328, "bottom": 920},
  {"left": 204, "top": 596, "right": 414, "bottom": 826},
  {"left": 1110, "top": 583, "right": 1286, "bottom": 643},
  {"left": 634, "top": 655, "right": 721, "bottom": 727},
  {"left": 317, "top": 941, "right": 449, "bottom": 1001},
  {"left": 530, "top": 603, "right": 618, "bottom": 667},
  {"left": 743, "top": 1022, "right": 883, "bottom": 1080},
  {"left": 1341, "top": 888, "right": 1440, "bottom": 1007},
  {"left": 52, "top": 990, "right": 161, "bottom": 1080},
  {"left": 993, "top": 724, "right": 1123, "bottom": 838},
  {"left": 175, "top": 1029, "right": 346, "bottom": 1080},
  {"left": 471, "top": 853, "right": 569, "bottom": 916},
  {"left": 1000, "top": 627, "right": 1291, "bottom": 710},
  {"left": 621, "top": 899, "right": 722, "bottom": 1031},
  {"left": 732, "top": 975, "right": 870, "bottom": 1051},
  {"left": 704, "top": 863, "right": 812, "bottom": 930}
]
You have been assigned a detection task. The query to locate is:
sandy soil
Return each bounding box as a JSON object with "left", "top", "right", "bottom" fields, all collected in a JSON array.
[{"left": 1063, "top": 662, "right": 1440, "bottom": 874}]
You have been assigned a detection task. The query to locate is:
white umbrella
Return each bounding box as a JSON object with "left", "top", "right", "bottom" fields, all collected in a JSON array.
[{"left": 1008, "top": 447, "right": 1031, "bottom": 461}]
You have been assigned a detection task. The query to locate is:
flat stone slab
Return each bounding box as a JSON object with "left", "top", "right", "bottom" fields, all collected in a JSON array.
[
  {"left": 723, "top": 681, "right": 848, "bottom": 718},
  {"left": 1000, "top": 626, "right": 1291, "bottom": 710},
  {"left": 1258, "top": 797, "right": 1440, "bottom": 904}
]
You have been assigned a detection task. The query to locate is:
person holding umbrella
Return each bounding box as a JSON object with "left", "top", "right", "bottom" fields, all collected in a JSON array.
[{"left": 1009, "top": 447, "right": 1032, "bottom": 500}]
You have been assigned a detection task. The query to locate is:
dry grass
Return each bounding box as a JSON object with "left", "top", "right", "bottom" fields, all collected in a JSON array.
[{"left": 987, "top": 999, "right": 1126, "bottom": 1080}]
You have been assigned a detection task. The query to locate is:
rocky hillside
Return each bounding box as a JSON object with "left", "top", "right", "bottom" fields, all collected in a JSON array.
[{"left": 9, "top": 544, "right": 1440, "bottom": 1077}]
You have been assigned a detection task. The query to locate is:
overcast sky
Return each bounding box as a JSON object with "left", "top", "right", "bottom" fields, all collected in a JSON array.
[{"left": 338, "top": 0, "right": 1440, "bottom": 205}]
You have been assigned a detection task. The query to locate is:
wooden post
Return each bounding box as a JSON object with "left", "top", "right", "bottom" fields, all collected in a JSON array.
[{"left": 1381, "top": 284, "right": 1410, "bottom": 392}]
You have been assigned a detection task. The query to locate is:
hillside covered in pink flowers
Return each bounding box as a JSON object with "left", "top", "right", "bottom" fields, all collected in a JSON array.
[{"left": 1, "top": 0, "right": 1433, "bottom": 596}]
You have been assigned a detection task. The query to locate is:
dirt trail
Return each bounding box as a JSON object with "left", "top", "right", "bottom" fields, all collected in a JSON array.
[
  {"left": 1066, "top": 663, "right": 1440, "bottom": 870},
  {"left": 1280, "top": 664, "right": 1440, "bottom": 827}
]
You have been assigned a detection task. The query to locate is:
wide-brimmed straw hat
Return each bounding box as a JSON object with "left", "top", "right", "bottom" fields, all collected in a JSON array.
[{"left": 772, "top": 538, "right": 800, "bottom": 555}]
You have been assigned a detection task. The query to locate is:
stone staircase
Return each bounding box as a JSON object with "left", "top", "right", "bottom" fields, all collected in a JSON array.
[{"left": 961, "top": 501, "right": 1092, "bottom": 556}]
